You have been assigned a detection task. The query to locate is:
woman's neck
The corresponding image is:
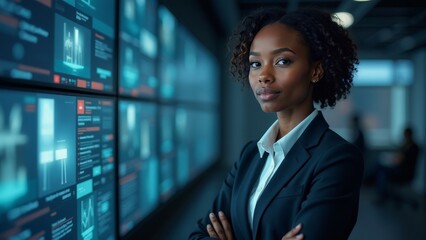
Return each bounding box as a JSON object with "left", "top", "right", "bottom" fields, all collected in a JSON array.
[{"left": 276, "top": 106, "right": 314, "bottom": 139}]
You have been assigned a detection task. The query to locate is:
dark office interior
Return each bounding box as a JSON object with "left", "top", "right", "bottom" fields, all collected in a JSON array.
[{"left": 0, "top": 0, "right": 425, "bottom": 239}]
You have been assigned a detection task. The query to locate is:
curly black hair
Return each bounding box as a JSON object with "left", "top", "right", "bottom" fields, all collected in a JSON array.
[{"left": 228, "top": 7, "right": 359, "bottom": 108}]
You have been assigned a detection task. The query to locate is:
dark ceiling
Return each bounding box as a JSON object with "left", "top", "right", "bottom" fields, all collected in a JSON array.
[{"left": 202, "top": 0, "right": 426, "bottom": 57}]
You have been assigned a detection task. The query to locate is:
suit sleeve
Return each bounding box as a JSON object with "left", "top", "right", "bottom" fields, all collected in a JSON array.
[
  {"left": 295, "top": 142, "right": 364, "bottom": 240},
  {"left": 188, "top": 141, "right": 254, "bottom": 240}
]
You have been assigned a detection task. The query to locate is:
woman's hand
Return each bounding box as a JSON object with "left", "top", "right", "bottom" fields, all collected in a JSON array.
[
  {"left": 206, "top": 211, "right": 234, "bottom": 240},
  {"left": 281, "top": 224, "right": 304, "bottom": 240}
]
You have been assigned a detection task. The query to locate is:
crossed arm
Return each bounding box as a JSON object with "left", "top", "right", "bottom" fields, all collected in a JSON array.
[
  {"left": 206, "top": 211, "right": 303, "bottom": 240},
  {"left": 190, "top": 140, "right": 363, "bottom": 240}
]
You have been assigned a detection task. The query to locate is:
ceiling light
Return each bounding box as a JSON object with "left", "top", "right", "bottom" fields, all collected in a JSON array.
[{"left": 333, "top": 12, "right": 354, "bottom": 28}]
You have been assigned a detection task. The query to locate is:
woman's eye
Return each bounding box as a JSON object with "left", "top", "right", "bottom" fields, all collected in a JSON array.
[
  {"left": 249, "top": 62, "right": 260, "bottom": 68},
  {"left": 276, "top": 58, "right": 292, "bottom": 65}
]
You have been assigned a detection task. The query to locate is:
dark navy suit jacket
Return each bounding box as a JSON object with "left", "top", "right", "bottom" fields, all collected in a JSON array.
[{"left": 189, "top": 112, "right": 364, "bottom": 240}]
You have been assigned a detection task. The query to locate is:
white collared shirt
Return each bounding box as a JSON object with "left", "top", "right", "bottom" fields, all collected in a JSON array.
[{"left": 248, "top": 109, "right": 318, "bottom": 228}]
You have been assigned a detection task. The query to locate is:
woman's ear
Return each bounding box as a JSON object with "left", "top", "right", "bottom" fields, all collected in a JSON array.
[{"left": 311, "top": 61, "right": 324, "bottom": 83}]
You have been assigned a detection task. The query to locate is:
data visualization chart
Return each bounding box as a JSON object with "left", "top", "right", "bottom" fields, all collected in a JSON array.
[
  {"left": 37, "top": 96, "right": 77, "bottom": 197},
  {"left": 0, "top": 0, "right": 116, "bottom": 93},
  {"left": 78, "top": 195, "right": 97, "bottom": 240},
  {"left": 0, "top": 89, "right": 116, "bottom": 240}
]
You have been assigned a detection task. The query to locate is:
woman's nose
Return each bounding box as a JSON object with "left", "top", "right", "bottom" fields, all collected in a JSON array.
[{"left": 258, "top": 65, "right": 274, "bottom": 83}]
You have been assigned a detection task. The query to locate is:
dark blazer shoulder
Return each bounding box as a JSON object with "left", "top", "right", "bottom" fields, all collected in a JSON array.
[
  {"left": 301, "top": 111, "right": 361, "bottom": 153},
  {"left": 240, "top": 140, "right": 258, "bottom": 158},
  {"left": 322, "top": 127, "right": 364, "bottom": 156}
]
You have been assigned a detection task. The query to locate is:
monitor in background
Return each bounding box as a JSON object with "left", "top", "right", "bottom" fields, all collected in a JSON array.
[
  {"left": 119, "top": 0, "right": 158, "bottom": 98},
  {"left": 175, "top": 108, "right": 220, "bottom": 181},
  {"left": 0, "top": 89, "right": 116, "bottom": 240},
  {"left": 0, "top": 0, "right": 116, "bottom": 93},
  {"left": 191, "top": 110, "right": 220, "bottom": 173},
  {"left": 158, "top": 5, "right": 177, "bottom": 100},
  {"left": 118, "top": 100, "right": 159, "bottom": 237},
  {"left": 159, "top": 105, "right": 176, "bottom": 201},
  {"left": 175, "top": 108, "right": 191, "bottom": 186},
  {"left": 195, "top": 50, "right": 220, "bottom": 104},
  {"left": 174, "top": 25, "right": 219, "bottom": 104}
]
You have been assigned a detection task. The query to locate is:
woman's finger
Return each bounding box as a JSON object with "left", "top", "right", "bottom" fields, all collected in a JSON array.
[
  {"left": 209, "top": 213, "right": 227, "bottom": 240},
  {"left": 218, "top": 211, "right": 233, "bottom": 240},
  {"left": 207, "top": 224, "right": 219, "bottom": 238},
  {"left": 282, "top": 224, "right": 303, "bottom": 240}
]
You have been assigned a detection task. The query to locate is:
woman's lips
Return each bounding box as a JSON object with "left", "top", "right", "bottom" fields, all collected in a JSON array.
[{"left": 256, "top": 88, "right": 280, "bottom": 101}]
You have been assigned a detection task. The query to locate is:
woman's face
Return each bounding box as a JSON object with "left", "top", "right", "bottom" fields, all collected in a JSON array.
[{"left": 248, "top": 22, "right": 320, "bottom": 114}]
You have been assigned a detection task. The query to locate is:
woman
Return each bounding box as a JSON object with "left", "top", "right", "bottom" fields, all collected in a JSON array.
[{"left": 189, "top": 7, "right": 363, "bottom": 240}]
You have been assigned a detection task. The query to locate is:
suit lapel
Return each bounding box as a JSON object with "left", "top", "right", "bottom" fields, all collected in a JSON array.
[
  {"left": 234, "top": 147, "right": 267, "bottom": 239},
  {"left": 251, "top": 112, "right": 329, "bottom": 239},
  {"left": 251, "top": 144, "right": 310, "bottom": 238}
]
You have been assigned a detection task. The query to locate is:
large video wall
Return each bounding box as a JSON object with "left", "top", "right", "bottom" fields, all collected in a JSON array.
[{"left": 0, "top": 0, "right": 220, "bottom": 239}]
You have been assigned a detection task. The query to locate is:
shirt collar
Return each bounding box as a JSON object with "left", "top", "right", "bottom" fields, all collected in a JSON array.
[{"left": 257, "top": 109, "right": 319, "bottom": 158}]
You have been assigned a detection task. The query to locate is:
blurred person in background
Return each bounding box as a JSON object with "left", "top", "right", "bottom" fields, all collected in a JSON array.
[
  {"left": 350, "top": 113, "right": 367, "bottom": 158},
  {"left": 373, "top": 127, "right": 419, "bottom": 205}
]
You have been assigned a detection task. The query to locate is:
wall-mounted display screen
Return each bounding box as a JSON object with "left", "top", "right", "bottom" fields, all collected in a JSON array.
[
  {"left": 0, "top": 1, "right": 222, "bottom": 239},
  {"left": 118, "top": 100, "right": 159, "bottom": 237},
  {"left": 175, "top": 107, "right": 192, "bottom": 186},
  {"left": 191, "top": 109, "right": 220, "bottom": 172},
  {"left": 0, "top": 0, "right": 116, "bottom": 93},
  {"left": 159, "top": 105, "right": 176, "bottom": 201},
  {"left": 174, "top": 26, "right": 219, "bottom": 104},
  {"left": 0, "top": 89, "right": 116, "bottom": 240},
  {"left": 119, "top": 0, "right": 158, "bottom": 98},
  {"left": 175, "top": 107, "right": 220, "bottom": 183},
  {"left": 158, "top": 6, "right": 177, "bottom": 99}
]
